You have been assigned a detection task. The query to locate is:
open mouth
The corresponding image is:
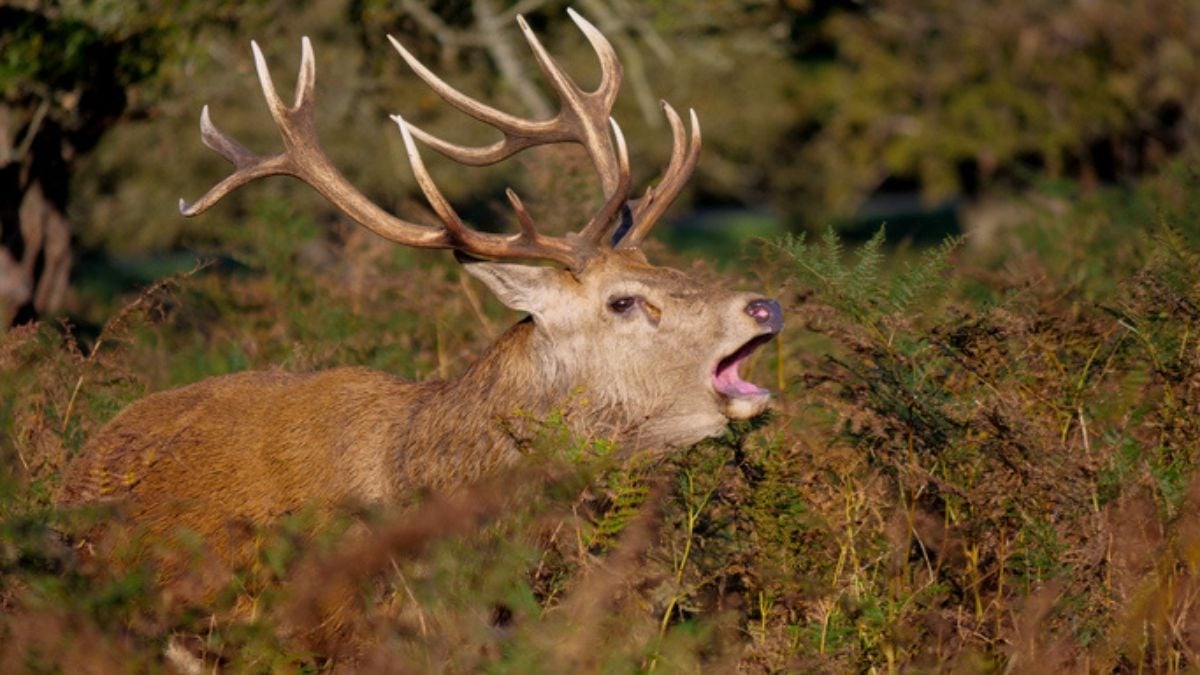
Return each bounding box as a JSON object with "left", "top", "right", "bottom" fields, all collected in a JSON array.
[{"left": 713, "top": 333, "right": 776, "bottom": 399}]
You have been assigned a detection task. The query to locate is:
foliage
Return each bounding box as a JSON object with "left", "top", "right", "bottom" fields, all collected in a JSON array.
[
  {"left": 0, "top": 0, "right": 276, "bottom": 325},
  {"left": 0, "top": 1, "right": 270, "bottom": 112},
  {"left": 779, "top": 0, "right": 1200, "bottom": 219},
  {"left": 9, "top": 0, "right": 1200, "bottom": 274},
  {"left": 6, "top": 1, "right": 1200, "bottom": 671},
  {"left": 41, "top": 0, "right": 1200, "bottom": 271},
  {"left": 768, "top": 174, "right": 1200, "bottom": 669},
  {"left": 3, "top": 151, "right": 1200, "bottom": 669}
]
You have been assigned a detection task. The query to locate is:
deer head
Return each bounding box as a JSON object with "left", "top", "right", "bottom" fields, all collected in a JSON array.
[{"left": 179, "top": 10, "right": 782, "bottom": 449}]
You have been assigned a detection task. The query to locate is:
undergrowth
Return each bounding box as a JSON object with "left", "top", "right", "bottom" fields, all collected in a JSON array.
[{"left": 2, "top": 164, "right": 1200, "bottom": 671}]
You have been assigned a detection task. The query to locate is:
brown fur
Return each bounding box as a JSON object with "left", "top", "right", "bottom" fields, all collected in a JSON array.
[
  {"left": 57, "top": 249, "right": 780, "bottom": 567},
  {"left": 58, "top": 14, "right": 782, "bottom": 572}
]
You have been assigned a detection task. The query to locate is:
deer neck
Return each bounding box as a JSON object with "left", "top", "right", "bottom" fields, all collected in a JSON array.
[
  {"left": 446, "top": 317, "right": 566, "bottom": 420},
  {"left": 392, "top": 318, "right": 568, "bottom": 493}
]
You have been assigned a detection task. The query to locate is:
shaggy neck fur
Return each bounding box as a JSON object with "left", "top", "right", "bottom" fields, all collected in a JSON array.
[
  {"left": 389, "top": 318, "right": 566, "bottom": 494},
  {"left": 387, "top": 315, "right": 727, "bottom": 496}
]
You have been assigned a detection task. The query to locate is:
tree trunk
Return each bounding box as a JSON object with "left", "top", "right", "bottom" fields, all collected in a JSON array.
[{"left": 1, "top": 103, "right": 73, "bottom": 327}]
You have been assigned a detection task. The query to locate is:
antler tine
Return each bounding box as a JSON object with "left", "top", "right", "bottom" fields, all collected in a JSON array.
[
  {"left": 251, "top": 40, "right": 291, "bottom": 125},
  {"left": 178, "top": 39, "right": 316, "bottom": 217},
  {"left": 565, "top": 7, "right": 621, "bottom": 110},
  {"left": 515, "top": 12, "right": 623, "bottom": 195},
  {"left": 182, "top": 38, "right": 462, "bottom": 251},
  {"left": 388, "top": 10, "right": 624, "bottom": 197},
  {"left": 619, "top": 103, "right": 702, "bottom": 247},
  {"left": 391, "top": 115, "right": 468, "bottom": 235},
  {"left": 386, "top": 34, "right": 561, "bottom": 166},
  {"left": 505, "top": 189, "right": 539, "bottom": 241},
  {"left": 292, "top": 36, "right": 316, "bottom": 111},
  {"left": 394, "top": 116, "right": 581, "bottom": 268},
  {"left": 178, "top": 106, "right": 287, "bottom": 216},
  {"left": 579, "top": 117, "right": 631, "bottom": 244}
]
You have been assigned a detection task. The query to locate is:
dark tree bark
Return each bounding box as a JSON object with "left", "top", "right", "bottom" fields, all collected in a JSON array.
[
  {"left": 0, "top": 5, "right": 151, "bottom": 328},
  {"left": 1, "top": 104, "right": 73, "bottom": 326}
]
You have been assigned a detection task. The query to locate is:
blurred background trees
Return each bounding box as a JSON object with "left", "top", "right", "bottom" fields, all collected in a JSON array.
[
  {"left": 0, "top": 0, "right": 271, "bottom": 324},
  {"left": 780, "top": 0, "right": 1200, "bottom": 237},
  {"left": 3, "top": 0, "right": 1200, "bottom": 328}
]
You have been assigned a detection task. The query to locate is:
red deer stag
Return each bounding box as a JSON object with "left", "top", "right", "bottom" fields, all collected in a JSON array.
[{"left": 57, "top": 11, "right": 782, "bottom": 566}]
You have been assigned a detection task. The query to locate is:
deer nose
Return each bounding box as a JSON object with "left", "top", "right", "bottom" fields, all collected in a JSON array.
[{"left": 745, "top": 298, "right": 783, "bottom": 333}]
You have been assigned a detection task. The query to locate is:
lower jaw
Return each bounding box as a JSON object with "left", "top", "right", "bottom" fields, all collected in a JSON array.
[{"left": 722, "top": 393, "right": 771, "bottom": 420}]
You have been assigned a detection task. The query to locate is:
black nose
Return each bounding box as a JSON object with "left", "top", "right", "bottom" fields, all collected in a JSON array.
[{"left": 745, "top": 298, "right": 783, "bottom": 333}]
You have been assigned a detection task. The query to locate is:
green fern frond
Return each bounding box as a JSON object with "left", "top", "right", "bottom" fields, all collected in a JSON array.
[
  {"left": 887, "top": 235, "right": 962, "bottom": 314},
  {"left": 778, "top": 227, "right": 959, "bottom": 325}
]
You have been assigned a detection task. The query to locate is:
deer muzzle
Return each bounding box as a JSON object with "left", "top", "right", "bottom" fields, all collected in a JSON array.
[{"left": 713, "top": 297, "right": 783, "bottom": 419}]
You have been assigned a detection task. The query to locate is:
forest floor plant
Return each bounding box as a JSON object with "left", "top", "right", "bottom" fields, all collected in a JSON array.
[{"left": 3, "top": 159, "right": 1200, "bottom": 670}]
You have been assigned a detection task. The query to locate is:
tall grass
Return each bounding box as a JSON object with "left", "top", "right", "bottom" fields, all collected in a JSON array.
[{"left": 2, "top": 160, "right": 1200, "bottom": 671}]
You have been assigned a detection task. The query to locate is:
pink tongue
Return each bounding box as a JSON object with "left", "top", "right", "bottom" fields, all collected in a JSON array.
[{"left": 713, "top": 357, "right": 768, "bottom": 397}]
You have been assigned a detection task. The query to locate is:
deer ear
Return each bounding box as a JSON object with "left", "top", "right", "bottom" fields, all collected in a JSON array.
[{"left": 458, "top": 255, "right": 566, "bottom": 318}]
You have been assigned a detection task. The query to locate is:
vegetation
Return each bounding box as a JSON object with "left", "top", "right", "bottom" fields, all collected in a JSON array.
[
  {"left": 3, "top": 157, "right": 1199, "bottom": 669},
  {"left": 4, "top": 0, "right": 1200, "bottom": 671},
  {"left": 780, "top": 0, "right": 1200, "bottom": 219},
  {"left": 0, "top": 0, "right": 273, "bottom": 324}
]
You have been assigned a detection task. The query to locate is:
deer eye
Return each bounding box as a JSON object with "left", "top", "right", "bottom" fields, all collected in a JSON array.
[{"left": 608, "top": 295, "right": 638, "bottom": 314}]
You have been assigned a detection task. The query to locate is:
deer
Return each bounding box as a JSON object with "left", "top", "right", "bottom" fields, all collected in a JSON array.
[{"left": 56, "top": 10, "right": 783, "bottom": 570}]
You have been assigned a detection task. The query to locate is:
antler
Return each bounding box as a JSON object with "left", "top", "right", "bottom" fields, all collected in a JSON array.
[
  {"left": 181, "top": 10, "right": 701, "bottom": 269},
  {"left": 621, "top": 102, "right": 702, "bottom": 248}
]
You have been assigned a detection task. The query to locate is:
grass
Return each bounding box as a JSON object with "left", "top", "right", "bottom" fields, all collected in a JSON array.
[{"left": 2, "top": 158, "right": 1200, "bottom": 671}]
